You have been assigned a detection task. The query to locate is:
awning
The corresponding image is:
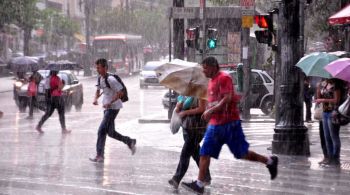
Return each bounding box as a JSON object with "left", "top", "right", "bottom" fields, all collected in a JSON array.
[
  {"left": 329, "top": 4, "right": 350, "bottom": 26},
  {"left": 74, "top": 33, "right": 85, "bottom": 43}
]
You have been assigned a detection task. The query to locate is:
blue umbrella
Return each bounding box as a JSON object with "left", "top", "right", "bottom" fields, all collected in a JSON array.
[{"left": 296, "top": 52, "right": 338, "bottom": 78}]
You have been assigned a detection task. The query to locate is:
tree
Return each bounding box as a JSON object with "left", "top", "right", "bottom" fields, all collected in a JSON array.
[{"left": 14, "top": 0, "right": 39, "bottom": 55}]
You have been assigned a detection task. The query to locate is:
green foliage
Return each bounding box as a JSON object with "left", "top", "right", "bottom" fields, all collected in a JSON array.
[{"left": 93, "top": 8, "right": 168, "bottom": 47}]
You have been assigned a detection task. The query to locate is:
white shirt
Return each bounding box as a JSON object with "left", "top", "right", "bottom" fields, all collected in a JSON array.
[{"left": 97, "top": 75, "right": 123, "bottom": 110}]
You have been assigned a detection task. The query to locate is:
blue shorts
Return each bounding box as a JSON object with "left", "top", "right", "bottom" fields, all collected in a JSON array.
[{"left": 200, "top": 121, "right": 249, "bottom": 159}]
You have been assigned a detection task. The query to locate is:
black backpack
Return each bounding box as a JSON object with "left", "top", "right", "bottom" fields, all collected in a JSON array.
[{"left": 98, "top": 73, "right": 128, "bottom": 102}]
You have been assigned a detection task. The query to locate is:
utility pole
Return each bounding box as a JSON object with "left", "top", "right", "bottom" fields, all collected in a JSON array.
[
  {"left": 83, "top": 0, "right": 92, "bottom": 76},
  {"left": 200, "top": 0, "right": 207, "bottom": 60},
  {"left": 272, "top": 0, "right": 310, "bottom": 156},
  {"left": 241, "top": 28, "right": 251, "bottom": 120},
  {"left": 168, "top": 0, "right": 185, "bottom": 119}
]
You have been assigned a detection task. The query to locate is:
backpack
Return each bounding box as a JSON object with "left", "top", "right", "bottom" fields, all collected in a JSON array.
[{"left": 98, "top": 73, "right": 128, "bottom": 102}]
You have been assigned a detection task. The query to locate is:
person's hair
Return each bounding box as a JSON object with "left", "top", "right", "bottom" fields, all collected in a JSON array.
[
  {"left": 201, "top": 56, "right": 219, "bottom": 67},
  {"left": 50, "top": 70, "right": 58, "bottom": 76},
  {"left": 95, "top": 58, "right": 108, "bottom": 68}
]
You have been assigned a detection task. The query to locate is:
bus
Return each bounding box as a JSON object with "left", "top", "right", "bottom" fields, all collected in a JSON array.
[{"left": 92, "top": 34, "right": 144, "bottom": 75}]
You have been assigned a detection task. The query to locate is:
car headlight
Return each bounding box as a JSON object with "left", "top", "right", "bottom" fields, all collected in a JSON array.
[{"left": 14, "top": 81, "right": 23, "bottom": 88}]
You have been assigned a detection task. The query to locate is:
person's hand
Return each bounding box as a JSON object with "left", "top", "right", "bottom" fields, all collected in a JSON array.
[
  {"left": 103, "top": 103, "right": 112, "bottom": 109},
  {"left": 179, "top": 111, "right": 186, "bottom": 118},
  {"left": 202, "top": 110, "right": 213, "bottom": 121},
  {"left": 93, "top": 99, "right": 98, "bottom": 105},
  {"left": 315, "top": 99, "right": 322, "bottom": 104}
]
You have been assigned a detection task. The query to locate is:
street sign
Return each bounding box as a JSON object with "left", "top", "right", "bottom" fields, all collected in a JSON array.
[
  {"left": 171, "top": 7, "right": 198, "bottom": 19},
  {"left": 240, "top": 0, "right": 255, "bottom": 16},
  {"left": 242, "top": 15, "right": 254, "bottom": 28}
]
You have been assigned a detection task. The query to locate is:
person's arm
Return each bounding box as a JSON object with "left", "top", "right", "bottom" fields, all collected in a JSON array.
[
  {"left": 179, "top": 99, "right": 206, "bottom": 118},
  {"left": 202, "top": 93, "right": 231, "bottom": 121},
  {"left": 316, "top": 89, "right": 341, "bottom": 104},
  {"left": 93, "top": 89, "right": 101, "bottom": 105}
]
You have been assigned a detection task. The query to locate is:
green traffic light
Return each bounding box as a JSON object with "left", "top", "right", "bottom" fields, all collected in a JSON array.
[{"left": 207, "top": 39, "right": 217, "bottom": 49}]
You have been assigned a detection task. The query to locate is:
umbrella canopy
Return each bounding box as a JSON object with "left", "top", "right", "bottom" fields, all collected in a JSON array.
[
  {"left": 155, "top": 59, "right": 209, "bottom": 99},
  {"left": 46, "top": 60, "right": 82, "bottom": 71},
  {"left": 324, "top": 58, "right": 350, "bottom": 82},
  {"left": 8, "top": 56, "right": 39, "bottom": 72},
  {"left": 296, "top": 52, "right": 338, "bottom": 78},
  {"left": 329, "top": 4, "right": 350, "bottom": 26}
]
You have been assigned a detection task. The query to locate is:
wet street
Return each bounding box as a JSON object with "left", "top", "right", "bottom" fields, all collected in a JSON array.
[{"left": 1, "top": 75, "right": 350, "bottom": 194}]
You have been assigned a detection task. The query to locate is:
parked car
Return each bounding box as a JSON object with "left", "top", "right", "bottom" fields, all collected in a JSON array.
[
  {"left": 162, "top": 90, "right": 178, "bottom": 109},
  {"left": 13, "top": 70, "right": 83, "bottom": 112},
  {"left": 139, "top": 61, "right": 163, "bottom": 88},
  {"left": 225, "top": 69, "right": 274, "bottom": 115}
]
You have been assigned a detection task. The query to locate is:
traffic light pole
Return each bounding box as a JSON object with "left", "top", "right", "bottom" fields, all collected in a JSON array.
[
  {"left": 200, "top": 0, "right": 207, "bottom": 60},
  {"left": 272, "top": 0, "right": 310, "bottom": 156},
  {"left": 241, "top": 28, "right": 251, "bottom": 120}
]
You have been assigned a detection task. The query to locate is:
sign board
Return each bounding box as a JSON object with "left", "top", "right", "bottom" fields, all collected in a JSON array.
[
  {"left": 171, "top": 7, "right": 198, "bottom": 19},
  {"left": 242, "top": 15, "right": 254, "bottom": 28},
  {"left": 227, "top": 32, "right": 241, "bottom": 65},
  {"left": 240, "top": 0, "right": 255, "bottom": 16}
]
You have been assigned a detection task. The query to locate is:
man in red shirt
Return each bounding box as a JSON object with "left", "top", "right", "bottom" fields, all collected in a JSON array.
[
  {"left": 36, "top": 70, "right": 70, "bottom": 134},
  {"left": 182, "top": 57, "right": 278, "bottom": 194}
]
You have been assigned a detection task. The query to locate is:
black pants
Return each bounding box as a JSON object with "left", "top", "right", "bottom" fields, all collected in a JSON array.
[
  {"left": 172, "top": 129, "right": 211, "bottom": 183},
  {"left": 96, "top": 109, "right": 132, "bottom": 157},
  {"left": 37, "top": 96, "right": 66, "bottom": 129},
  {"left": 305, "top": 99, "right": 312, "bottom": 121},
  {"left": 28, "top": 96, "right": 37, "bottom": 117},
  {"left": 319, "top": 121, "right": 328, "bottom": 158}
]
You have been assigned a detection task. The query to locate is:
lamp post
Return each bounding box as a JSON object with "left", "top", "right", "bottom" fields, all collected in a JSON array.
[{"left": 272, "top": 0, "right": 310, "bottom": 156}]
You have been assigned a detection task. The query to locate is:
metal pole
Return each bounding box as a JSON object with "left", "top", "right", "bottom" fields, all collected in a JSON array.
[
  {"left": 84, "top": 0, "right": 92, "bottom": 76},
  {"left": 200, "top": 0, "right": 207, "bottom": 60}
]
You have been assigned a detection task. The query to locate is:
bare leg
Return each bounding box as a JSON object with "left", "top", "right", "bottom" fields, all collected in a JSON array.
[
  {"left": 243, "top": 150, "right": 268, "bottom": 164},
  {"left": 198, "top": 155, "right": 211, "bottom": 181}
]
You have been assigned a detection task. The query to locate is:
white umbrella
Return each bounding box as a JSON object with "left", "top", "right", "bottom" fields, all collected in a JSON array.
[{"left": 155, "top": 59, "right": 209, "bottom": 99}]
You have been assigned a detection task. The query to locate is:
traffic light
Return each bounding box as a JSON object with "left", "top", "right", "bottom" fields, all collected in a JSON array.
[
  {"left": 254, "top": 14, "right": 274, "bottom": 46},
  {"left": 207, "top": 27, "right": 217, "bottom": 49},
  {"left": 254, "top": 30, "right": 272, "bottom": 45},
  {"left": 254, "top": 15, "right": 273, "bottom": 32},
  {"left": 186, "top": 27, "right": 199, "bottom": 49}
]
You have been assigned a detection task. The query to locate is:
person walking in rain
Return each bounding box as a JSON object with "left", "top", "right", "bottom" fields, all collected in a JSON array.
[
  {"left": 182, "top": 57, "right": 279, "bottom": 194},
  {"left": 36, "top": 70, "right": 71, "bottom": 134},
  {"left": 168, "top": 95, "right": 211, "bottom": 189},
  {"left": 26, "top": 70, "right": 43, "bottom": 119},
  {"left": 89, "top": 58, "right": 136, "bottom": 163}
]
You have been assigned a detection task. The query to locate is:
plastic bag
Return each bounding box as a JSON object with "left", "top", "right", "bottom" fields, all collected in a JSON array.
[
  {"left": 338, "top": 95, "right": 350, "bottom": 118},
  {"left": 314, "top": 103, "right": 323, "bottom": 121},
  {"left": 170, "top": 109, "right": 181, "bottom": 134}
]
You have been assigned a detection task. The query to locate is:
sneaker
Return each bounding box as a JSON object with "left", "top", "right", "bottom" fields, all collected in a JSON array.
[
  {"left": 181, "top": 181, "right": 204, "bottom": 194},
  {"left": 89, "top": 156, "right": 104, "bottom": 163},
  {"left": 62, "top": 129, "right": 71, "bottom": 134},
  {"left": 168, "top": 178, "right": 179, "bottom": 189},
  {"left": 318, "top": 158, "right": 330, "bottom": 164},
  {"left": 35, "top": 126, "right": 44, "bottom": 134},
  {"left": 266, "top": 155, "right": 278, "bottom": 180},
  {"left": 329, "top": 158, "right": 340, "bottom": 166},
  {"left": 128, "top": 139, "right": 136, "bottom": 155}
]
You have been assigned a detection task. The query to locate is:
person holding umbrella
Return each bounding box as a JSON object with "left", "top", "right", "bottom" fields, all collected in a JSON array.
[
  {"left": 315, "top": 78, "right": 346, "bottom": 165},
  {"left": 168, "top": 95, "right": 211, "bottom": 189},
  {"left": 36, "top": 70, "right": 71, "bottom": 134},
  {"left": 182, "top": 57, "right": 278, "bottom": 194}
]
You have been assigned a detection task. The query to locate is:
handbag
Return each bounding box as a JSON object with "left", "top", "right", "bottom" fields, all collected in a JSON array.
[
  {"left": 314, "top": 103, "right": 323, "bottom": 121},
  {"left": 181, "top": 114, "right": 207, "bottom": 132},
  {"left": 331, "top": 110, "right": 350, "bottom": 126},
  {"left": 338, "top": 95, "right": 350, "bottom": 118}
]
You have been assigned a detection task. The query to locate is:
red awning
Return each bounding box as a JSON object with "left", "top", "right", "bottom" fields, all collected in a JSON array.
[{"left": 329, "top": 4, "right": 350, "bottom": 26}]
